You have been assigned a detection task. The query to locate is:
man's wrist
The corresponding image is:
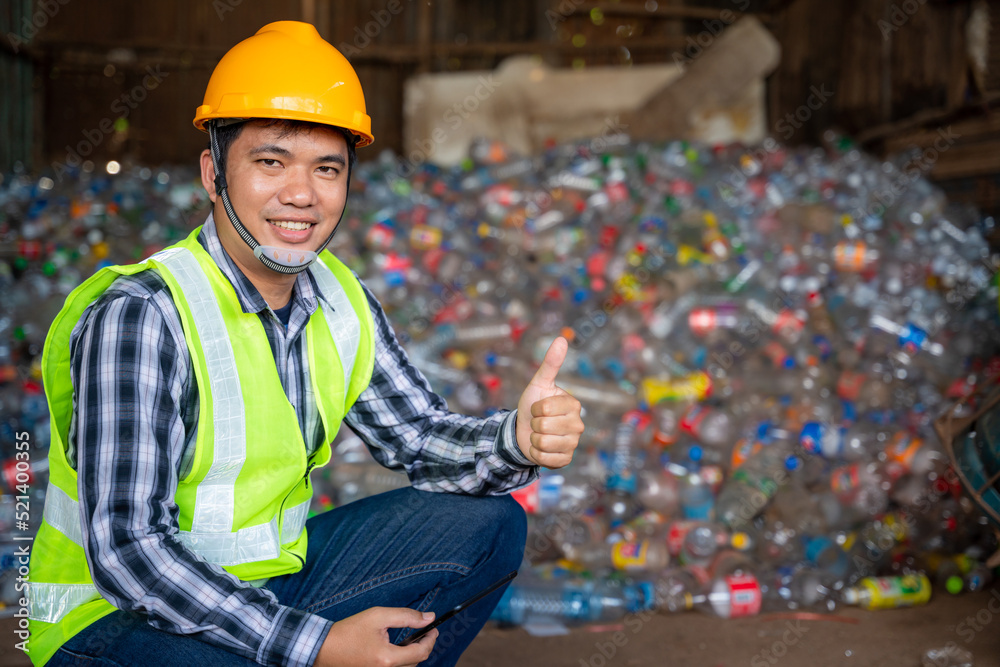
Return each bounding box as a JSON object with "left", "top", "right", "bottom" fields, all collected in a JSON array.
[
  {"left": 496, "top": 409, "right": 534, "bottom": 468},
  {"left": 257, "top": 605, "right": 333, "bottom": 667}
]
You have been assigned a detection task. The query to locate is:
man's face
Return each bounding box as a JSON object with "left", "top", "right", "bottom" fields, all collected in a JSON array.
[{"left": 206, "top": 120, "right": 349, "bottom": 280}]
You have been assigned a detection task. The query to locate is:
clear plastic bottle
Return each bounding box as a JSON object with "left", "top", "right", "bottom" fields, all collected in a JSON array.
[
  {"left": 883, "top": 431, "right": 945, "bottom": 477},
  {"left": 555, "top": 513, "right": 609, "bottom": 564},
  {"left": 490, "top": 578, "right": 655, "bottom": 626},
  {"left": 680, "top": 405, "right": 735, "bottom": 450},
  {"left": 830, "top": 460, "right": 902, "bottom": 518},
  {"left": 798, "top": 422, "right": 884, "bottom": 461},
  {"left": 691, "top": 523, "right": 752, "bottom": 566},
  {"left": 679, "top": 447, "right": 715, "bottom": 521},
  {"left": 647, "top": 565, "right": 710, "bottom": 611},
  {"left": 802, "top": 535, "right": 850, "bottom": 580},
  {"left": 843, "top": 514, "right": 910, "bottom": 583},
  {"left": 762, "top": 566, "right": 839, "bottom": 612},
  {"left": 716, "top": 445, "right": 797, "bottom": 530},
  {"left": 667, "top": 572, "right": 763, "bottom": 618},
  {"left": 636, "top": 453, "right": 681, "bottom": 517}
]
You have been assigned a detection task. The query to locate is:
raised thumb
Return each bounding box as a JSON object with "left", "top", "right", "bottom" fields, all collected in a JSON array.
[{"left": 532, "top": 336, "right": 568, "bottom": 388}]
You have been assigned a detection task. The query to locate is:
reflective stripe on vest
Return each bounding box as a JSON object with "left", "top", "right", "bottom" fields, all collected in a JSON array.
[
  {"left": 153, "top": 247, "right": 247, "bottom": 536},
  {"left": 32, "top": 246, "right": 360, "bottom": 617},
  {"left": 41, "top": 485, "right": 83, "bottom": 546},
  {"left": 28, "top": 584, "right": 103, "bottom": 625},
  {"left": 309, "top": 259, "right": 361, "bottom": 392},
  {"left": 32, "top": 497, "right": 313, "bottom": 624},
  {"left": 42, "top": 480, "right": 313, "bottom": 562}
]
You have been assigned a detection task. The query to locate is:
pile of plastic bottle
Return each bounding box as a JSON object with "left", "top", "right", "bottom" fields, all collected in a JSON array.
[{"left": 2, "top": 131, "right": 1000, "bottom": 630}]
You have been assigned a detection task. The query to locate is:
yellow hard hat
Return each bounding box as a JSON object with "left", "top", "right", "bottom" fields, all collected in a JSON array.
[{"left": 193, "top": 21, "right": 373, "bottom": 147}]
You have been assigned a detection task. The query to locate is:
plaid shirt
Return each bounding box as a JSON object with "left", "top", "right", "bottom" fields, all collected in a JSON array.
[{"left": 65, "top": 213, "right": 535, "bottom": 666}]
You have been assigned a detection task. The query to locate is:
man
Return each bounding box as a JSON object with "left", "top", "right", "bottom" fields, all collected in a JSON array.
[{"left": 28, "top": 21, "right": 583, "bottom": 667}]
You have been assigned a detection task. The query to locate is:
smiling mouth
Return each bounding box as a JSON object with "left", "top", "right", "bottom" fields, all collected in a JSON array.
[{"left": 268, "top": 219, "right": 316, "bottom": 231}]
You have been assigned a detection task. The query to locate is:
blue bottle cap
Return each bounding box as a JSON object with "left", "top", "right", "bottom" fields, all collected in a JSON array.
[{"left": 799, "top": 422, "right": 823, "bottom": 454}]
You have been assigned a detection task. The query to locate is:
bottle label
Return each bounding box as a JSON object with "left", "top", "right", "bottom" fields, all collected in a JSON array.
[
  {"left": 724, "top": 574, "right": 762, "bottom": 617},
  {"left": 730, "top": 438, "right": 760, "bottom": 470},
  {"left": 885, "top": 432, "right": 922, "bottom": 471},
  {"left": 667, "top": 521, "right": 697, "bottom": 556},
  {"left": 680, "top": 406, "right": 709, "bottom": 436},
  {"left": 860, "top": 575, "right": 931, "bottom": 609},
  {"left": 763, "top": 341, "right": 792, "bottom": 368},
  {"left": 688, "top": 308, "right": 718, "bottom": 335},
  {"left": 641, "top": 373, "right": 713, "bottom": 405},
  {"left": 772, "top": 309, "right": 804, "bottom": 336},
  {"left": 830, "top": 463, "right": 860, "bottom": 494},
  {"left": 834, "top": 240, "right": 867, "bottom": 272},
  {"left": 897, "top": 323, "right": 927, "bottom": 353},
  {"left": 731, "top": 468, "right": 778, "bottom": 498},
  {"left": 836, "top": 370, "right": 865, "bottom": 400},
  {"left": 682, "top": 502, "right": 714, "bottom": 521},
  {"left": 510, "top": 480, "right": 539, "bottom": 514},
  {"left": 605, "top": 181, "right": 629, "bottom": 203},
  {"left": 612, "top": 540, "right": 652, "bottom": 571},
  {"left": 799, "top": 422, "right": 825, "bottom": 456}
]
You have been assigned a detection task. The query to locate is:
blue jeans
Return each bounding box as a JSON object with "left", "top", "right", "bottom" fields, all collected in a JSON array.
[{"left": 48, "top": 488, "right": 526, "bottom": 666}]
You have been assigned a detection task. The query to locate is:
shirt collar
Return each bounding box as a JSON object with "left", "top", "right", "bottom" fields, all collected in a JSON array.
[{"left": 197, "top": 212, "right": 322, "bottom": 316}]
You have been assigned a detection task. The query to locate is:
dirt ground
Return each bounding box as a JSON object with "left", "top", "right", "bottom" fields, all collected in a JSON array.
[
  {"left": 460, "top": 588, "right": 1000, "bottom": 667},
  {"left": 1, "top": 588, "right": 998, "bottom": 666}
]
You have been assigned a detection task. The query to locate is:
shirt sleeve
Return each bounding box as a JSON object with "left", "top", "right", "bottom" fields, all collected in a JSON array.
[
  {"left": 343, "top": 281, "right": 538, "bottom": 495},
  {"left": 71, "top": 285, "right": 330, "bottom": 667}
]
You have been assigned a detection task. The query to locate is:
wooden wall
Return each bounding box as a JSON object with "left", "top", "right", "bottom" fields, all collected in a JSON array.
[{"left": 0, "top": 0, "right": 37, "bottom": 172}]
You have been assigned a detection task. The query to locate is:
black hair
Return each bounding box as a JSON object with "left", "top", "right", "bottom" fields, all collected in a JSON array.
[{"left": 210, "top": 119, "right": 358, "bottom": 186}]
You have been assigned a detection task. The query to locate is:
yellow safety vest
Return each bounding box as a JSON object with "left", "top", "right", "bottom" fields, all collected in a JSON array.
[{"left": 27, "top": 227, "right": 375, "bottom": 665}]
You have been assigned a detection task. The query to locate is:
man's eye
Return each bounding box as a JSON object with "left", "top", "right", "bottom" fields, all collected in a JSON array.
[
  {"left": 259, "top": 159, "right": 280, "bottom": 167},
  {"left": 317, "top": 166, "right": 339, "bottom": 175}
]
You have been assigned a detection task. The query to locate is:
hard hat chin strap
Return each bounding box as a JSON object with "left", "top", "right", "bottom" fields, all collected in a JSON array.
[{"left": 208, "top": 122, "right": 348, "bottom": 275}]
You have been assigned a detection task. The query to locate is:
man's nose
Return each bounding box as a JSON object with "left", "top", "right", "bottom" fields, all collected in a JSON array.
[{"left": 277, "top": 167, "right": 317, "bottom": 207}]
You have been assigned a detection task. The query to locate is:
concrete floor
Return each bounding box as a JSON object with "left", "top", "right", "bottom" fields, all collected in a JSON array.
[{"left": 1, "top": 588, "right": 998, "bottom": 666}]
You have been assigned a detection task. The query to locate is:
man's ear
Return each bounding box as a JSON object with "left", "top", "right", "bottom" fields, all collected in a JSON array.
[{"left": 200, "top": 149, "right": 218, "bottom": 203}]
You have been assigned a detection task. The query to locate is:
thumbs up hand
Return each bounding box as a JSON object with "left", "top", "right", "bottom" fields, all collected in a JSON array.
[{"left": 515, "top": 336, "right": 584, "bottom": 469}]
